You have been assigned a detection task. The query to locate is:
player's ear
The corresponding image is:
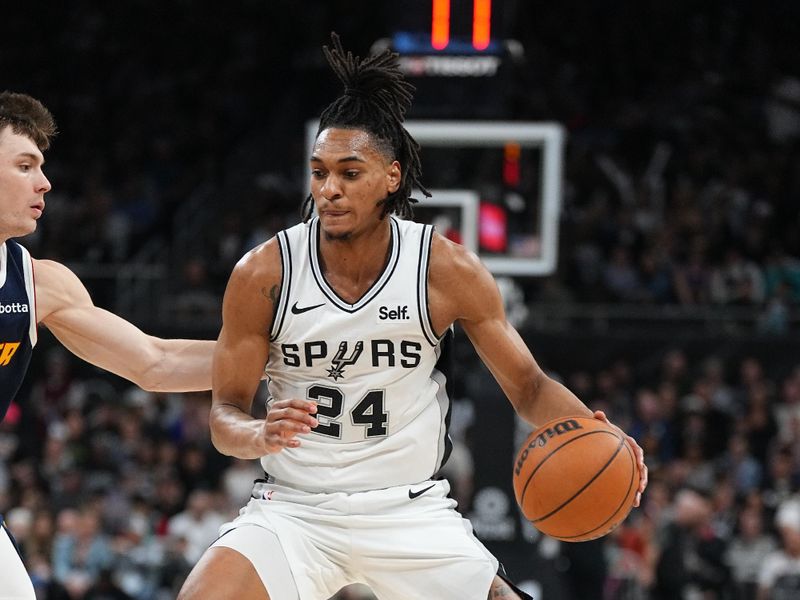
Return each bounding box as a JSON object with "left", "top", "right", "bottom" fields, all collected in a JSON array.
[{"left": 386, "top": 160, "right": 401, "bottom": 193}]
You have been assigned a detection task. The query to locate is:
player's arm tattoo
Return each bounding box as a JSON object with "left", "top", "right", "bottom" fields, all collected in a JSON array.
[
  {"left": 262, "top": 284, "right": 281, "bottom": 326},
  {"left": 261, "top": 285, "right": 279, "bottom": 305},
  {"left": 488, "top": 579, "right": 521, "bottom": 599}
]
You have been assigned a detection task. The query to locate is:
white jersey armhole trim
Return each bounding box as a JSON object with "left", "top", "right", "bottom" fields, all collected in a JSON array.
[
  {"left": 20, "top": 245, "right": 37, "bottom": 347},
  {"left": 0, "top": 242, "right": 37, "bottom": 345},
  {"left": 269, "top": 231, "right": 292, "bottom": 342},
  {"left": 0, "top": 243, "right": 7, "bottom": 287},
  {"left": 417, "top": 225, "right": 440, "bottom": 346}
]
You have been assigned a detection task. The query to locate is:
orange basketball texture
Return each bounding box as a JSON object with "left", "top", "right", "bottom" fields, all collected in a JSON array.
[{"left": 513, "top": 415, "right": 639, "bottom": 542}]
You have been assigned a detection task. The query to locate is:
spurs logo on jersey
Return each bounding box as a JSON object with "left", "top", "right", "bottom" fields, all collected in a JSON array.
[
  {"left": 326, "top": 341, "right": 363, "bottom": 381},
  {"left": 264, "top": 217, "right": 453, "bottom": 492},
  {"left": 1, "top": 240, "right": 37, "bottom": 422}
]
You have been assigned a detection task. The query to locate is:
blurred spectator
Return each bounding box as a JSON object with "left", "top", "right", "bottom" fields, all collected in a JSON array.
[
  {"left": 765, "top": 76, "right": 800, "bottom": 143},
  {"left": 629, "top": 387, "right": 676, "bottom": 469},
  {"left": 652, "top": 487, "right": 730, "bottom": 599},
  {"left": 28, "top": 347, "right": 83, "bottom": 425},
  {"left": 169, "top": 258, "right": 222, "bottom": 323},
  {"left": 605, "top": 513, "right": 654, "bottom": 599},
  {"left": 638, "top": 247, "right": 676, "bottom": 303},
  {"left": 27, "top": 509, "right": 58, "bottom": 563},
  {"left": 709, "top": 476, "right": 739, "bottom": 540},
  {"left": 757, "top": 498, "right": 800, "bottom": 600},
  {"left": 709, "top": 248, "right": 766, "bottom": 305},
  {"left": 682, "top": 377, "right": 734, "bottom": 460},
  {"left": 166, "top": 489, "right": 226, "bottom": 565},
  {"left": 774, "top": 369, "right": 800, "bottom": 446},
  {"left": 177, "top": 443, "right": 217, "bottom": 494},
  {"left": 28, "top": 550, "right": 71, "bottom": 600},
  {"left": 220, "top": 458, "right": 264, "bottom": 511},
  {"left": 758, "top": 286, "right": 791, "bottom": 335},
  {"left": 5, "top": 506, "right": 33, "bottom": 557},
  {"left": 659, "top": 348, "right": 692, "bottom": 398},
  {"left": 762, "top": 445, "right": 800, "bottom": 518},
  {"left": 764, "top": 248, "right": 800, "bottom": 304},
  {"left": 717, "top": 433, "right": 763, "bottom": 497},
  {"left": 84, "top": 568, "right": 133, "bottom": 600},
  {"left": 698, "top": 356, "right": 736, "bottom": 416},
  {"left": 741, "top": 390, "right": 778, "bottom": 466},
  {"left": 725, "top": 506, "right": 777, "bottom": 600},
  {"left": 603, "top": 245, "right": 642, "bottom": 302},
  {"left": 52, "top": 508, "right": 114, "bottom": 596},
  {"left": 673, "top": 243, "right": 712, "bottom": 305},
  {"left": 736, "top": 356, "right": 770, "bottom": 399}
]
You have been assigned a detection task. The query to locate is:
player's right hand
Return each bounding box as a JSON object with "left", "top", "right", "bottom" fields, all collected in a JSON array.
[{"left": 260, "top": 398, "right": 318, "bottom": 454}]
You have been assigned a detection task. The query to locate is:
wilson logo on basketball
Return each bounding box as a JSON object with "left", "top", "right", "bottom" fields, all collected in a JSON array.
[{"left": 514, "top": 419, "right": 583, "bottom": 476}]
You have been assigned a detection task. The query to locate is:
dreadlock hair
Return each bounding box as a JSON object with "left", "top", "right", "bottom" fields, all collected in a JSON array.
[
  {"left": 302, "top": 33, "right": 430, "bottom": 222},
  {"left": 0, "top": 91, "right": 57, "bottom": 151}
]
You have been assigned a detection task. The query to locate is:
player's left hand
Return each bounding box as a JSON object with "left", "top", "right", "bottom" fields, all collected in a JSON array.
[{"left": 593, "top": 410, "right": 648, "bottom": 507}]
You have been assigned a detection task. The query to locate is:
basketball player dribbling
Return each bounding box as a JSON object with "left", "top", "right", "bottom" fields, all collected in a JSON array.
[
  {"left": 179, "top": 34, "right": 648, "bottom": 600},
  {"left": 0, "top": 91, "right": 216, "bottom": 599}
]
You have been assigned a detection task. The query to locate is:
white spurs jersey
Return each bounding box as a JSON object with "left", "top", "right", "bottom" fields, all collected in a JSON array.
[{"left": 263, "top": 216, "right": 453, "bottom": 493}]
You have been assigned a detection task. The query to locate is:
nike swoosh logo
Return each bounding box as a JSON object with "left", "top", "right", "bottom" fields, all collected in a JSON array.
[
  {"left": 291, "top": 301, "right": 325, "bottom": 315},
  {"left": 408, "top": 484, "right": 436, "bottom": 499}
]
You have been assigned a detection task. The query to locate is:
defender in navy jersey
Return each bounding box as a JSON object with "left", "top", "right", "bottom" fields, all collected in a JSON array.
[
  {"left": 181, "top": 34, "right": 648, "bottom": 600},
  {"left": 0, "top": 92, "right": 217, "bottom": 598},
  {"left": 0, "top": 239, "right": 36, "bottom": 421}
]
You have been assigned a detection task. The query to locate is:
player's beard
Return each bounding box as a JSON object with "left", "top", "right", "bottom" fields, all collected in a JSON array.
[
  {"left": 323, "top": 197, "right": 388, "bottom": 242},
  {"left": 324, "top": 230, "right": 352, "bottom": 242}
]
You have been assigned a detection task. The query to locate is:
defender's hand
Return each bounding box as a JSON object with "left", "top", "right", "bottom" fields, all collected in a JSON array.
[
  {"left": 260, "top": 399, "right": 318, "bottom": 454},
  {"left": 594, "top": 410, "right": 648, "bottom": 507}
]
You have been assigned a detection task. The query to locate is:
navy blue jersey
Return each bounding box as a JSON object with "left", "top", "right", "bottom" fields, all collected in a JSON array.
[{"left": 0, "top": 240, "right": 37, "bottom": 422}]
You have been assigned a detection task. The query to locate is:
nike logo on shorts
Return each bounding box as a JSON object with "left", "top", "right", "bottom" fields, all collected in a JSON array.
[
  {"left": 408, "top": 484, "right": 435, "bottom": 499},
  {"left": 291, "top": 301, "right": 325, "bottom": 314}
]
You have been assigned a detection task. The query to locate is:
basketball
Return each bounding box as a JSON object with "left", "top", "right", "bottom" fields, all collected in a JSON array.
[{"left": 513, "top": 415, "right": 639, "bottom": 542}]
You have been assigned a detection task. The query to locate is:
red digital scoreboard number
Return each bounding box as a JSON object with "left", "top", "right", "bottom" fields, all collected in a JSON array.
[
  {"left": 432, "top": 0, "right": 450, "bottom": 50},
  {"left": 473, "top": 0, "right": 492, "bottom": 50},
  {"left": 431, "top": 0, "right": 493, "bottom": 51}
]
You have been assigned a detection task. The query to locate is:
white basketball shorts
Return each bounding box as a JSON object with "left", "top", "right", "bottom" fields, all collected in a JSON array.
[
  {"left": 212, "top": 479, "right": 498, "bottom": 600},
  {"left": 0, "top": 521, "right": 36, "bottom": 600}
]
